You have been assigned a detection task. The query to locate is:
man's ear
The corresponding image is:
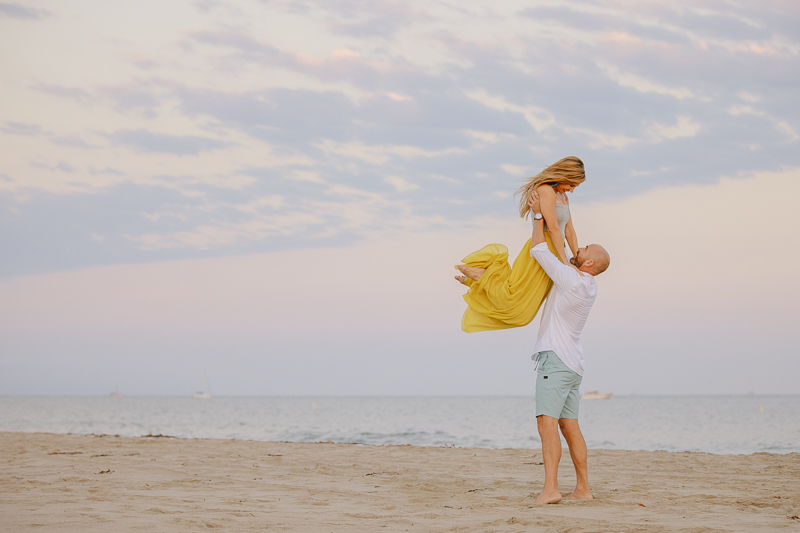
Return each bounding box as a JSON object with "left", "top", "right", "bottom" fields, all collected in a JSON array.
[{"left": 582, "top": 259, "right": 594, "bottom": 270}]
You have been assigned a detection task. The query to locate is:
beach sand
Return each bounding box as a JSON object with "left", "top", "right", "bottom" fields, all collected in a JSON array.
[{"left": 2, "top": 432, "right": 799, "bottom": 532}]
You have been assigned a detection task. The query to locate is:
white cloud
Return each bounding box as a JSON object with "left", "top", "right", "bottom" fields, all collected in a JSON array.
[
  {"left": 646, "top": 115, "right": 702, "bottom": 141},
  {"left": 291, "top": 170, "right": 324, "bottom": 183},
  {"left": 384, "top": 176, "right": 419, "bottom": 192},
  {"left": 738, "top": 92, "right": 761, "bottom": 103},
  {"left": 563, "top": 126, "right": 637, "bottom": 150},
  {"left": 463, "top": 130, "right": 515, "bottom": 143},
  {"left": 726, "top": 105, "right": 800, "bottom": 141},
  {"left": 500, "top": 164, "right": 531, "bottom": 176},
  {"left": 234, "top": 195, "right": 285, "bottom": 213},
  {"left": 314, "top": 140, "right": 467, "bottom": 165},
  {"left": 128, "top": 211, "right": 323, "bottom": 250},
  {"left": 464, "top": 89, "right": 556, "bottom": 132},
  {"left": 597, "top": 62, "right": 696, "bottom": 100}
]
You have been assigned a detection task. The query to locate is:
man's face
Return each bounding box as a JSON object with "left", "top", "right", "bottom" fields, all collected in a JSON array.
[{"left": 570, "top": 245, "right": 591, "bottom": 267}]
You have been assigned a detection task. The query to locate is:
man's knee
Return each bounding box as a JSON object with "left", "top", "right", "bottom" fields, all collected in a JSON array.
[
  {"left": 558, "top": 418, "right": 581, "bottom": 435},
  {"left": 537, "top": 414, "right": 559, "bottom": 431},
  {"left": 558, "top": 418, "right": 578, "bottom": 428}
]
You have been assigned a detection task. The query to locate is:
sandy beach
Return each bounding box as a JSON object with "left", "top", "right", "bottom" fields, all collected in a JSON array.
[{"left": 2, "top": 432, "right": 799, "bottom": 532}]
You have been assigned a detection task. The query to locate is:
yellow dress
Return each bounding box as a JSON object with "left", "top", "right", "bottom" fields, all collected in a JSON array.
[{"left": 459, "top": 233, "right": 562, "bottom": 332}]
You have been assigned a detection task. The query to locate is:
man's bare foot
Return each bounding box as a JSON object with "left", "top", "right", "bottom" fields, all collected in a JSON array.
[
  {"left": 454, "top": 275, "right": 469, "bottom": 285},
  {"left": 565, "top": 489, "right": 593, "bottom": 500},
  {"left": 533, "top": 490, "right": 562, "bottom": 505},
  {"left": 455, "top": 264, "right": 485, "bottom": 281}
]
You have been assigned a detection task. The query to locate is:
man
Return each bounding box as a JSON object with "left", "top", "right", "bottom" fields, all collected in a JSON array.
[{"left": 527, "top": 191, "right": 610, "bottom": 505}]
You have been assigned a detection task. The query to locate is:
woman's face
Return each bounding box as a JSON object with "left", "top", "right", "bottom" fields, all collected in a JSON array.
[{"left": 555, "top": 182, "right": 580, "bottom": 194}]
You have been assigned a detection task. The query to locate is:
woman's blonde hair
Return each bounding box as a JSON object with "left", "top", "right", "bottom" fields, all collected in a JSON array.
[{"left": 515, "top": 156, "right": 585, "bottom": 218}]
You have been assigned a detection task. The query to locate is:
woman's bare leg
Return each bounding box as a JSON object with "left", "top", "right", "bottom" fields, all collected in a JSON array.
[{"left": 455, "top": 264, "right": 485, "bottom": 281}]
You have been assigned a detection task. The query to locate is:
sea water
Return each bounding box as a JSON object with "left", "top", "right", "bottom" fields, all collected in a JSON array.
[{"left": 0, "top": 395, "right": 798, "bottom": 455}]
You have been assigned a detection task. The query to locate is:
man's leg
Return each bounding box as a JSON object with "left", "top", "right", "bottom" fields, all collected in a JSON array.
[
  {"left": 558, "top": 418, "right": 593, "bottom": 500},
  {"left": 534, "top": 415, "right": 563, "bottom": 504}
]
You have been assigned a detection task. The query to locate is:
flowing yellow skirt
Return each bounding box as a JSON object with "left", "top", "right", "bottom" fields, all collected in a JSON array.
[{"left": 459, "top": 233, "right": 561, "bottom": 332}]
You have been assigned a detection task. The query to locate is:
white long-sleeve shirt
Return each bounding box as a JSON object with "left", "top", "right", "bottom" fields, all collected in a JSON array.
[{"left": 530, "top": 242, "right": 597, "bottom": 376}]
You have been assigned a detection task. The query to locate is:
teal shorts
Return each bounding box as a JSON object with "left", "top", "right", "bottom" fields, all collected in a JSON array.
[{"left": 534, "top": 351, "right": 582, "bottom": 419}]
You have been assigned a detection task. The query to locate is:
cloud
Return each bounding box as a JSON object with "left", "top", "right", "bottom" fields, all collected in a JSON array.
[
  {"left": 315, "top": 140, "right": 467, "bottom": 165},
  {"left": 187, "top": 29, "right": 284, "bottom": 57},
  {"left": 50, "top": 136, "right": 95, "bottom": 148},
  {"left": 0, "top": 122, "right": 48, "bottom": 136},
  {"left": 464, "top": 89, "right": 556, "bottom": 133},
  {"left": 646, "top": 116, "right": 702, "bottom": 141},
  {"left": 127, "top": 211, "right": 324, "bottom": 251},
  {"left": 384, "top": 175, "right": 418, "bottom": 192},
  {"left": 597, "top": 63, "right": 696, "bottom": 100},
  {"left": 33, "top": 84, "right": 92, "bottom": 104},
  {"left": 185, "top": 28, "right": 438, "bottom": 92},
  {"left": 2, "top": 0, "right": 800, "bottom": 278},
  {"left": 110, "top": 129, "right": 230, "bottom": 155},
  {"left": 563, "top": 126, "right": 637, "bottom": 150},
  {"left": 3, "top": 169, "right": 799, "bottom": 395},
  {"left": 500, "top": 164, "right": 530, "bottom": 176},
  {"left": 0, "top": 2, "right": 49, "bottom": 19},
  {"left": 176, "top": 86, "right": 358, "bottom": 145},
  {"left": 173, "top": 83, "right": 527, "bottom": 155},
  {"left": 100, "top": 81, "right": 162, "bottom": 116},
  {"left": 322, "top": 0, "right": 430, "bottom": 38},
  {"left": 518, "top": 4, "right": 771, "bottom": 45},
  {"left": 30, "top": 161, "right": 75, "bottom": 173},
  {"left": 726, "top": 104, "right": 799, "bottom": 141},
  {"left": 233, "top": 195, "right": 285, "bottom": 213}
]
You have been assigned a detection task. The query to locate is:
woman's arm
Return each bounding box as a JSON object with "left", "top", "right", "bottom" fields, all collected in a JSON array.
[
  {"left": 534, "top": 185, "right": 568, "bottom": 264},
  {"left": 564, "top": 217, "right": 578, "bottom": 257},
  {"left": 562, "top": 194, "right": 578, "bottom": 257}
]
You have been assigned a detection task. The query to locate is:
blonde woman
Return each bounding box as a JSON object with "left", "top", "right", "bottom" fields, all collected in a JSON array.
[{"left": 454, "top": 156, "right": 585, "bottom": 332}]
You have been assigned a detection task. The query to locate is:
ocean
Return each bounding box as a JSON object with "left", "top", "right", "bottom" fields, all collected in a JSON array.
[{"left": 1, "top": 395, "right": 798, "bottom": 455}]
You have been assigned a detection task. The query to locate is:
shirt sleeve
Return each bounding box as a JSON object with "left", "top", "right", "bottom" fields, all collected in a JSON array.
[{"left": 530, "top": 242, "right": 581, "bottom": 291}]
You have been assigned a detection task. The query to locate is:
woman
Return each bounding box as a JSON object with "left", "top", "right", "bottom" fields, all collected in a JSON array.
[{"left": 454, "top": 156, "right": 585, "bottom": 332}]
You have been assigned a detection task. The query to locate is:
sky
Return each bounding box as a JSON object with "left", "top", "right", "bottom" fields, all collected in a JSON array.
[{"left": 1, "top": 0, "right": 799, "bottom": 396}]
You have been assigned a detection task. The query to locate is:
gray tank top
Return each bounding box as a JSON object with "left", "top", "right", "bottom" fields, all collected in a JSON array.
[{"left": 543, "top": 202, "right": 570, "bottom": 235}]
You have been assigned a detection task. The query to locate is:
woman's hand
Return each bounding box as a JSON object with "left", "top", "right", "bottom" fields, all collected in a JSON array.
[{"left": 528, "top": 191, "right": 542, "bottom": 215}]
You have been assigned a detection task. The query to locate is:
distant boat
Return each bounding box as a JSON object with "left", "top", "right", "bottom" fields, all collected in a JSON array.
[
  {"left": 109, "top": 392, "right": 123, "bottom": 398},
  {"left": 581, "top": 390, "right": 612, "bottom": 400},
  {"left": 190, "top": 368, "right": 213, "bottom": 398}
]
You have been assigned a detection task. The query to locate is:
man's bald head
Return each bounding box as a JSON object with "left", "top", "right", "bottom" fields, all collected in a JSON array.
[{"left": 569, "top": 244, "right": 610, "bottom": 276}]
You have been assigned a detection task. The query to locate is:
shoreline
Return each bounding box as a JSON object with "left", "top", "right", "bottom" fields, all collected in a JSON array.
[
  {"left": 4, "top": 395, "right": 798, "bottom": 455},
  {"left": 2, "top": 431, "right": 799, "bottom": 532},
  {"left": 3, "top": 427, "right": 799, "bottom": 456},
  {"left": 3, "top": 428, "right": 800, "bottom": 455}
]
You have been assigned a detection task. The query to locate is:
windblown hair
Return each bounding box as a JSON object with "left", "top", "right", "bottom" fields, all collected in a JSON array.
[{"left": 515, "top": 156, "right": 586, "bottom": 218}]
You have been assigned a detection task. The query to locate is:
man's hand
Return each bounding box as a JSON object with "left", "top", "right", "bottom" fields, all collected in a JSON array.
[{"left": 528, "top": 191, "right": 542, "bottom": 216}]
